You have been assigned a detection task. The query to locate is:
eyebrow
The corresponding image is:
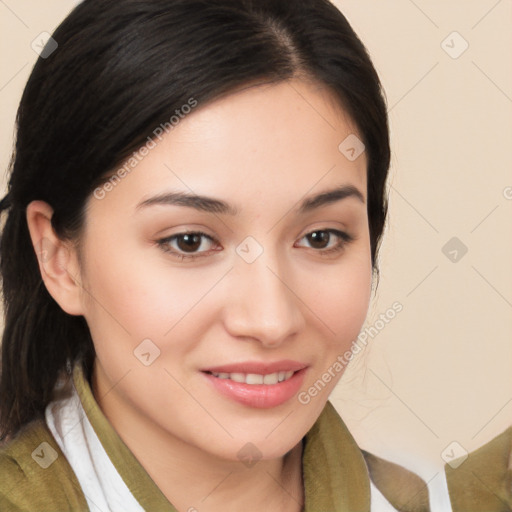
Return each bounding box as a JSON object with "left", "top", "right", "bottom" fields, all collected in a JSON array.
[{"left": 136, "top": 184, "right": 365, "bottom": 216}]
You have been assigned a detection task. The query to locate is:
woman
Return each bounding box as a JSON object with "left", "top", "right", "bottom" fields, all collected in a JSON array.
[{"left": 0, "top": 0, "right": 502, "bottom": 510}]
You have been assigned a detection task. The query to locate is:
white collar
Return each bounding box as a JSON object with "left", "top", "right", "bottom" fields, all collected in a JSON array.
[{"left": 45, "top": 383, "right": 145, "bottom": 512}]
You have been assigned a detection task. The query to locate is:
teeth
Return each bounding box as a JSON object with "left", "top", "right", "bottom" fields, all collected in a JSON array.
[
  {"left": 263, "top": 373, "right": 278, "bottom": 385},
  {"left": 246, "top": 373, "right": 263, "bottom": 385},
  {"left": 210, "top": 370, "right": 295, "bottom": 385}
]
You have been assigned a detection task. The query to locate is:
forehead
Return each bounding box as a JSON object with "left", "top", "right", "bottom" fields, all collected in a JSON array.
[
  {"left": 169, "top": 78, "right": 363, "bottom": 166},
  {"left": 89, "top": 78, "right": 367, "bottom": 218}
]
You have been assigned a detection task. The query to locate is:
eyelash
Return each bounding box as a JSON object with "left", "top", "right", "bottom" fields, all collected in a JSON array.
[{"left": 156, "top": 229, "right": 354, "bottom": 261}]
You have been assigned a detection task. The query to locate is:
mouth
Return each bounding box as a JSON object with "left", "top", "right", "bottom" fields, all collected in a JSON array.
[{"left": 201, "top": 361, "right": 308, "bottom": 408}]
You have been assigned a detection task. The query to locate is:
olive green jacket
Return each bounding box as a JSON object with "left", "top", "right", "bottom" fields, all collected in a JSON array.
[{"left": 0, "top": 364, "right": 510, "bottom": 511}]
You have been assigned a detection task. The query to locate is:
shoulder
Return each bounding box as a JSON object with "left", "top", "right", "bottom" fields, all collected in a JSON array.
[
  {"left": 361, "top": 449, "right": 430, "bottom": 512},
  {"left": 0, "top": 418, "right": 89, "bottom": 511},
  {"left": 312, "top": 402, "right": 430, "bottom": 511},
  {"left": 445, "top": 426, "right": 512, "bottom": 511}
]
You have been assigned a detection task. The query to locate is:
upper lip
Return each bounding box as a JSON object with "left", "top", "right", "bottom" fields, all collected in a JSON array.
[{"left": 202, "top": 360, "right": 308, "bottom": 375}]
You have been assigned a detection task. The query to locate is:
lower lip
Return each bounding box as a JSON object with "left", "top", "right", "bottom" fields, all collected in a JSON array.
[{"left": 203, "top": 369, "right": 307, "bottom": 408}]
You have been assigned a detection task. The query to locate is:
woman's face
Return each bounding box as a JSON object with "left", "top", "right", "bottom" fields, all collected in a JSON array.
[{"left": 78, "top": 78, "right": 372, "bottom": 462}]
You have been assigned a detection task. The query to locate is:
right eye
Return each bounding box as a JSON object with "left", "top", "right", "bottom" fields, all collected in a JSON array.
[{"left": 157, "top": 231, "right": 220, "bottom": 261}]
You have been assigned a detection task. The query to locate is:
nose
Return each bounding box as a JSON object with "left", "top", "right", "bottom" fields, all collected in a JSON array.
[{"left": 223, "top": 250, "right": 305, "bottom": 348}]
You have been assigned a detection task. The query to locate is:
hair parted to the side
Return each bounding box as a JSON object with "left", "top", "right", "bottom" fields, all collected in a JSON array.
[{"left": 0, "top": 0, "right": 390, "bottom": 441}]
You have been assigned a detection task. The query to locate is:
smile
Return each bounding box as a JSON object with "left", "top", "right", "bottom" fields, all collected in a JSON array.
[{"left": 202, "top": 362, "right": 308, "bottom": 408}]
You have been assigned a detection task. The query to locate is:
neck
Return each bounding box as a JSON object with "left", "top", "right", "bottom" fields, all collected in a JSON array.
[{"left": 143, "top": 436, "right": 305, "bottom": 512}]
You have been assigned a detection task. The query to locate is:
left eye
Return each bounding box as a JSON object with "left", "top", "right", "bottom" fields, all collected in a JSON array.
[
  {"left": 157, "top": 228, "right": 353, "bottom": 261},
  {"left": 157, "top": 231, "right": 217, "bottom": 260},
  {"left": 295, "top": 229, "right": 352, "bottom": 252}
]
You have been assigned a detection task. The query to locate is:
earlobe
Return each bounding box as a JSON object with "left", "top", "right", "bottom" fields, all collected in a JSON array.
[{"left": 26, "top": 200, "right": 85, "bottom": 316}]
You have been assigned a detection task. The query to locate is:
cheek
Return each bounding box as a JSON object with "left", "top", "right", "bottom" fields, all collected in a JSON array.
[
  {"left": 78, "top": 237, "right": 225, "bottom": 357},
  {"left": 308, "top": 252, "right": 372, "bottom": 350}
]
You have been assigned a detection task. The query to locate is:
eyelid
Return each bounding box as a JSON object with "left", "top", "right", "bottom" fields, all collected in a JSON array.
[
  {"left": 157, "top": 230, "right": 218, "bottom": 260},
  {"left": 156, "top": 227, "right": 354, "bottom": 262},
  {"left": 294, "top": 228, "right": 354, "bottom": 256}
]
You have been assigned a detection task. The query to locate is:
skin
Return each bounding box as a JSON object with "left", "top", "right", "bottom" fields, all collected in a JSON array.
[{"left": 27, "top": 77, "right": 372, "bottom": 512}]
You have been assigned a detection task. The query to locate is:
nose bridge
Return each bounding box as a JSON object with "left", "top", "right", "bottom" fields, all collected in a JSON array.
[{"left": 225, "top": 241, "right": 304, "bottom": 346}]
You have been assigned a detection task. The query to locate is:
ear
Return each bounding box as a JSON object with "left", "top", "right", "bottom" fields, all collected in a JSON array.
[{"left": 26, "top": 200, "right": 85, "bottom": 316}]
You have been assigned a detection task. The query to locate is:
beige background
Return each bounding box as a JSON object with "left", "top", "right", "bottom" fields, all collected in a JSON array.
[{"left": 1, "top": 0, "right": 511, "bottom": 479}]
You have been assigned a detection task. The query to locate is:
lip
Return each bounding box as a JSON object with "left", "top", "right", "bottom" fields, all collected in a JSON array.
[{"left": 201, "top": 361, "right": 308, "bottom": 409}]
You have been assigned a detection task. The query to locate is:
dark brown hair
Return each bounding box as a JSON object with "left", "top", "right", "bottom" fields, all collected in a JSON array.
[{"left": 0, "top": 0, "right": 390, "bottom": 440}]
